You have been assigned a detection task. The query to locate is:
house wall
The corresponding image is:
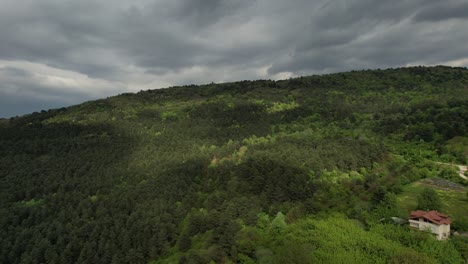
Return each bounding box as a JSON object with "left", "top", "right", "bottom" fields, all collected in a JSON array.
[
  {"left": 408, "top": 219, "right": 450, "bottom": 240},
  {"left": 439, "top": 224, "right": 450, "bottom": 240}
]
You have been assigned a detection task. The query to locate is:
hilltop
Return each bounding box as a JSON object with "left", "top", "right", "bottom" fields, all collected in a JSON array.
[{"left": 0, "top": 66, "right": 467, "bottom": 263}]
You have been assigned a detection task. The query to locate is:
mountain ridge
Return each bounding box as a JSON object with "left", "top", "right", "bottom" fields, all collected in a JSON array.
[
  {"left": 5, "top": 65, "right": 467, "bottom": 120},
  {"left": 1, "top": 65, "right": 467, "bottom": 263}
]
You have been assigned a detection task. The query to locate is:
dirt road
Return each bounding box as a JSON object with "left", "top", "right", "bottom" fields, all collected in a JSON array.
[{"left": 435, "top": 162, "right": 468, "bottom": 180}]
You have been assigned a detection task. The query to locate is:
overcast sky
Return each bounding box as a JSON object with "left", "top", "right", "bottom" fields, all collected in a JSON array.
[{"left": 1, "top": 0, "right": 468, "bottom": 117}]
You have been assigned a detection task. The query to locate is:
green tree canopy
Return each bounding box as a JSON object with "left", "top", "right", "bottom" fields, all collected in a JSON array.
[{"left": 417, "top": 188, "right": 442, "bottom": 211}]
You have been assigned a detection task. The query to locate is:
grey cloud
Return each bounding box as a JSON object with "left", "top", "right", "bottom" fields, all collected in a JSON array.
[
  {"left": 0, "top": 60, "right": 126, "bottom": 117},
  {"left": 117, "top": 27, "right": 206, "bottom": 70},
  {"left": 311, "top": 0, "right": 429, "bottom": 29},
  {"left": 0, "top": 71, "right": 95, "bottom": 103},
  {"left": 413, "top": 1, "right": 468, "bottom": 22},
  {"left": 267, "top": 0, "right": 468, "bottom": 75},
  {"left": 0, "top": 66, "right": 32, "bottom": 77},
  {"left": 0, "top": 92, "right": 70, "bottom": 117},
  {"left": 0, "top": 81, "right": 91, "bottom": 118},
  {"left": 0, "top": 1, "right": 125, "bottom": 79},
  {"left": 0, "top": 0, "right": 467, "bottom": 117},
  {"left": 172, "top": 0, "right": 255, "bottom": 27}
]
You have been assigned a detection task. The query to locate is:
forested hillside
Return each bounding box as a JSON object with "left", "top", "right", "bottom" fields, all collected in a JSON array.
[{"left": 1, "top": 66, "right": 467, "bottom": 263}]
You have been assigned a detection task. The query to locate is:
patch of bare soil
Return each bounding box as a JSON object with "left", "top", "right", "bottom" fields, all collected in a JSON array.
[{"left": 419, "top": 177, "right": 466, "bottom": 192}]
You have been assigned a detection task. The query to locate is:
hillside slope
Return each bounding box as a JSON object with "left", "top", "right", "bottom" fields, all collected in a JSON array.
[{"left": 1, "top": 66, "right": 467, "bottom": 263}]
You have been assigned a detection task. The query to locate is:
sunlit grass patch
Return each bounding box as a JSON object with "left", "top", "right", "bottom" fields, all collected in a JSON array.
[
  {"left": 266, "top": 101, "right": 299, "bottom": 113},
  {"left": 397, "top": 179, "right": 468, "bottom": 230}
]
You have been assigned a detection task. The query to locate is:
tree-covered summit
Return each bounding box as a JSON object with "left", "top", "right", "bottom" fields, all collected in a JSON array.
[{"left": 1, "top": 66, "right": 467, "bottom": 263}]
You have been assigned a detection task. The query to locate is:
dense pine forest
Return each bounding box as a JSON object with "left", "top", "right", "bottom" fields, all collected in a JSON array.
[{"left": 1, "top": 66, "right": 468, "bottom": 263}]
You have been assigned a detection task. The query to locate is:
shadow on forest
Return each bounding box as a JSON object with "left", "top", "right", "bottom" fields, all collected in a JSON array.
[{"left": 0, "top": 119, "right": 136, "bottom": 202}]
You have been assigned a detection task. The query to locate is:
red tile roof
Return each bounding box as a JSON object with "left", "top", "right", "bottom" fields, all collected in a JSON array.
[{"left": 409, "top": 210, "right": 452, "bottom": 225}]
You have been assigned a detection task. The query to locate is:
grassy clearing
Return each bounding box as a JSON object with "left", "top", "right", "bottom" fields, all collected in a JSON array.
[{"left": 397, "top": 178, "right": 468, "bottom": 230}]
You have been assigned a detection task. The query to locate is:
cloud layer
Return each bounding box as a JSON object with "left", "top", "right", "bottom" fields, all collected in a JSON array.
[{"left": 1, "top": 0, "right": 467, "bottom": 117}]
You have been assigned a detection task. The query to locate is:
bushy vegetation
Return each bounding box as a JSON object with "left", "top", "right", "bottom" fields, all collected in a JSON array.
[{"left": 0, "top": 66, "right": 467, "bottom": 263}]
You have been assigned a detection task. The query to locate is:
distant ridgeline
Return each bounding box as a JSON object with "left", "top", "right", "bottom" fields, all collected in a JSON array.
[{"left": 1, "top": 66, "right": 467, "bottom": 263}]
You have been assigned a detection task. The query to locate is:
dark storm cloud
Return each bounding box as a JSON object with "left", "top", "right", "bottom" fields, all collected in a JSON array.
[
  {"left": 0, "top": 66, "right": 87, "bottom": 101},
  {"left": 0, "top": 79, "right": 85, "bottom": 118},
  {"left": 0, "top": 0, "right": 467, "bottom": 117},
  {"left": 0, "top": 61, "right": 126, "bottom": 117},
  {"left": 413, "top": 1, "right": 468, "bottom": 22},
  {"left": 172, "top": 0, "right": 255, "bottom": 27},
  {"left": 0, "top": 67, "right": 32, "bottom": 78},
  {"left": 266, "top": 0, "right": 468, "bottom": 75},
  {"left": 0, "top": 93, "right": 66, "bottom": 118}
]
